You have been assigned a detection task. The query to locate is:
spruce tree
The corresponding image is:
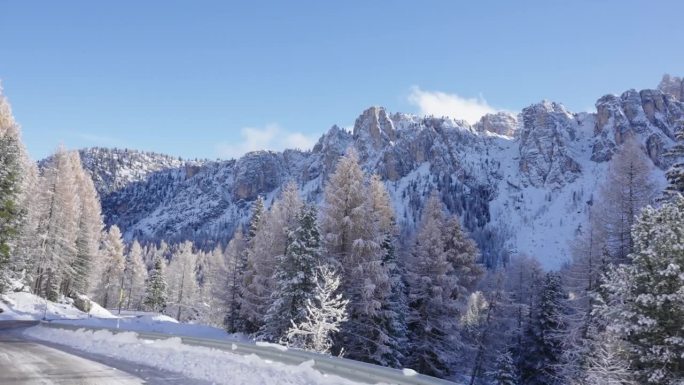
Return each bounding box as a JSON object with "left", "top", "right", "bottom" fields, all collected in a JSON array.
[
  {"left": 144, "top": 255, "right": 168, "bottom": 313},
  {"left": 405, "top": 192, "right": 459, "bottom": 377},
  {"left": 368, "top": 174, "right": 406, "bottom": 367},
  {"left": 519, "top": 272, "right": 566, "bottom": 385},
  {"left": 492, "top": 351, "right": 518, "bottom": 385},
  {"left": 224, "top": 229, "right": 246, "bottom": 333},
  {"left": 260, "top": 204, "right": 321, "bottom": 342},
  {"left": 0, "top": 120, "right": 23, "bottom": 292},
  {"left": 599, "top": 196, "right": 684, "bottom": 384}
]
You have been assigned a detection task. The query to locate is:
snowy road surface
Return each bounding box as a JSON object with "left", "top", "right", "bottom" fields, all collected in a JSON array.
[{"left": 0, "top": 321, "right": 210, "bottom": 385}]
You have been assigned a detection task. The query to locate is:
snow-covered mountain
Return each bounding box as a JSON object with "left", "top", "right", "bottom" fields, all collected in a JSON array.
[{"left": 75, "top": 79, "right": 684, "bottom": 269}]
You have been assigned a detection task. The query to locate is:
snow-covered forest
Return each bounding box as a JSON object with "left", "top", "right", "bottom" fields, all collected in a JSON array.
[{"left": 2, "top": 76, "right": 684, "bottom": 385}]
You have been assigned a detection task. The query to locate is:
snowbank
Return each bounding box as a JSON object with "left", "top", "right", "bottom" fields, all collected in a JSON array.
[
  {"left": 0, "top": 286, "right": 246, "bottom": 342},
  {"left": 0, "top": 291, "right": 116, "bottom": 321},
  {"left": 50, "top": 314, "right": 247, "bottom": 341},
  {"left": 24, "top": 326, "right": 361, "bottom": 385}
]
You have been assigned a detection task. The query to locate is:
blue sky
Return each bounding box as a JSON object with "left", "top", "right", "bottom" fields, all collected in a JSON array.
[{"left": 1, "top": 1, "right": 683, "bottom": 160}]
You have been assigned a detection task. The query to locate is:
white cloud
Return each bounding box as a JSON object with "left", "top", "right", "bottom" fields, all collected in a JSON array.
[
  {"left": 216, "top": 123, "right": 317, "bottom": 159},
  {"left": 407, "top": 86, "right": 497, "bottom": 124}
]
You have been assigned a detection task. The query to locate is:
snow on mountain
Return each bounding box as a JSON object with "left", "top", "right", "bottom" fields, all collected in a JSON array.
[{"left": 71, "top": 82, "right": 684, "bottom": 269}]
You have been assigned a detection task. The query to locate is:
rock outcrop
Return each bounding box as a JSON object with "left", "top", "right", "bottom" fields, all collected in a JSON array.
[
  {"left": 593, "top": 88, "right": 684, "bottom": 166},
  {"left": 518, "top": 101, "right": 581, "bottom": 188},
  {"left": 474, "top": 112, "right": 518, "bottom": 137}
]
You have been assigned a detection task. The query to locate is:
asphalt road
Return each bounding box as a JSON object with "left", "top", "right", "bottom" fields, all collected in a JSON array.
[{"left": 0, "top": 321, "right": 211, "bottom": 385}]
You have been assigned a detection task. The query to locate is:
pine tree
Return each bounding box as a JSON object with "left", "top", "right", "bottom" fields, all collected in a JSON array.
[
  {"left": 368, "top": 174, "right": 407, "bottom": 367},
  {"left": 94, "top": 225, "right": 126, "bottom": 309},
  {"left": 144, "top": 255, "right": 168, "bottom": 313},
  {"left": 519, "top": 272, "right": 567, "bottom": 385},
  {"left": 260, "top": 204, "right": 321, "bottom": 342},
  {"left": 285, "top": 264, "right": 349, "bottom": 354},
  {"left": 0, "top": 93, "right": 23, "bottom": 292},
  {"left": 224, "top": 229, "right": 246, "bottom": 333},
  {"left": 598, "top": 196, "right": 684, "bottom": 384},
  {"left": 124, "top": 240, "right": 147, "bottom": 310},
  {"left": 665, "top": 130, "right": 684, "bottom": 198},
  {"left": 167, "top": 240, "right": 199, "bottom": 322},
  {"left": 404, "top": 192, "right": 460, "bottom": 377}
]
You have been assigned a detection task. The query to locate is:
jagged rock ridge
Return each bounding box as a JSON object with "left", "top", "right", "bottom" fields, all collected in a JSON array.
[{"left": 75, "top": 78, "right": 684, "bottom": 269}]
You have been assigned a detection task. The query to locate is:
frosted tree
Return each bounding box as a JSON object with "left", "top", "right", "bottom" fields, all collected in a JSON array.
[
  {"left": 167, "top": 240, "right": 199, "bottom": 322},
  {"left": 70, "top": 152, "right": 104, "bottom": 296},
  {"left": 597, "top": 196, "right": 684, "bottom": 384},
  {"left": 10, "top": 158, "right": 39, "bottom": 290},
  {"left": 260, "top": 204, "right": 321, "bottom": 342},
  {"left": 491, "top": 351, "right": 518, "bottom": 385},
  {"left": 196, "top": 245, "right": 228, "bottom": 327},
  {"left": 596, "top": 139, "right": 657, "bottom": 263},
  {"left": 93, "top": 225, "right": 125, "bottom": 309},
  {"left": 124, "top": 240, "right": 147, "bottom": 310},
  {"left": 320, "top": 149, "right": 393, "bottom": 364},
  {"left": 31, "top": 148, "right": 80, "bottom": 300},
  {"left": 368, "top": 174, "right": 407, "bottom": 367},
  {"left": 665, "top": 130, "right": 684, "bottom": 198},
  {"left": 143, "top": 255, "right": 168, "bottom": 313},
  {"left": 285, "top": 264, "right": 349, "bottom": 354},
  {"left": 224, "top": 229, "right": 246, "bottom": 333},
  {"left": 242, "top": 183, "right": 302, "bottom": 335},
  {"left": 404, "top": 192, "right": 460, "bottom": 377},
  {"left": 239, "top": 195, "right": 266, "bottom": 333},
  {"left": 583, "top": 331, "right": 636, "bottom": 385},
  {"left": 443, "top": 215, "right": 483, "bottom": 300},
  {"left": 0, "top": 91, "right": 24, "bottom": 292}
]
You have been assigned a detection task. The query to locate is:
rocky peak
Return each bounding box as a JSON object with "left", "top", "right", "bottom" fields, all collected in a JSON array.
[
  {"left": 658, "top": 74, "right": 683, "bottom": 101},
  {"left": 593, "top": 87, "right": 684, "bottom": 165},
  {"left": 518, "top": 101, "right": 580, "bottom": 188},
  {"left": 353, "top": 106, "right": 397, "bottom": 150},
  {"left": 474, "top": 112, "right": 518, "bottom": 137}
]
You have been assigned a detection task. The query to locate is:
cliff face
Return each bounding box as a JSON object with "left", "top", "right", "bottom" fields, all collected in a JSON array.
[{"left": 74, "top": 81, "right": 684, "bottom": 269}]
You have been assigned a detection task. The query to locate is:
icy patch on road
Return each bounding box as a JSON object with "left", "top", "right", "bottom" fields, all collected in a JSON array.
[{"left": 24, "top": 326, "right": 361, "bottom": 385}]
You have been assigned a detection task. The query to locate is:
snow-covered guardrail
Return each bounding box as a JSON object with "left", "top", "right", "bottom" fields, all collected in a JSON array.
[{"left": 39, "top": 321, "right": 458, "bottom": 385}]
